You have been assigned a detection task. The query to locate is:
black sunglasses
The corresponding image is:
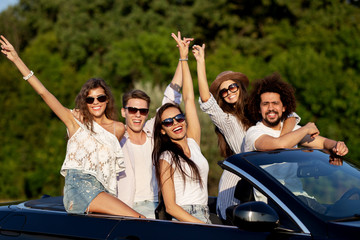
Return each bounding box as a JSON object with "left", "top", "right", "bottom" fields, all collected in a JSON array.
[
  {"left": 219, "top": 83, "right": 239, "bottom": 98},
  {"left": 124, "top": 107, "right": 149, "bottom": 116},
  {"left": 161, "top": 113, "right": 186, "bottom": 127},
  {"left": 85, "top": 95, "right": 107, "bottom": 104}
]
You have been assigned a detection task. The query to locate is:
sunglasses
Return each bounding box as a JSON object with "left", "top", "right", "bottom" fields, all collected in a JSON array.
[
  {"left": 85, "top": 95, "right": 107, "bottom": 104},
  {"left": 219, "top": 83, "right": 239, "bottom": 98},
  {"left": 161, "top": 113, "right": 186, "bottom": 127},
  {"left": 124, "top": 107, "right": 149, "bottom": 116}
]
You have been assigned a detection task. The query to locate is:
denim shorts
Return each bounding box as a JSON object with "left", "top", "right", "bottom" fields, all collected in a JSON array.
[
  {"left": 178, "top": 204, "right": 212, "bottom": 224},
  {"left": 133, "top": 200, "right": 158, "bottom": 219},
  {"left": 63, "top": 169, "right": 106, "bottom": 214}
]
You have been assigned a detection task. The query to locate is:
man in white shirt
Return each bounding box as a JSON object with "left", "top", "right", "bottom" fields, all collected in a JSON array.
[
  {"left": 117, "top": 63, "right": 183, "bottom": 218},
  {"left": 243, "top": 72, "right": 348, "bottom": 155},
  {"left": 240, "top": 73, "right": 348, "bottom": 210}
]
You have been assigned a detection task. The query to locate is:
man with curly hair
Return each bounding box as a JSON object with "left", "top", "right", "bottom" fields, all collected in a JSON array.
[{"left": 243, "top": 72, "right": 348, "bottom": 155}]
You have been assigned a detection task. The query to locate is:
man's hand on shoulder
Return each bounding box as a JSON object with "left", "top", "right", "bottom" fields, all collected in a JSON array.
[{"left": 303, "top": 122, "right": 320, "bottom": 139}]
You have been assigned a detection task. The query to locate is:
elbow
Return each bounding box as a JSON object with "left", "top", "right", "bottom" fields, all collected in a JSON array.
[
  {"left": 183, "top": 97, "right": 195, "bottom": 105},
  {"left": 38, "top": 91, "right": 46, "bottom": 98},
  {"left": 276, "top": 143, "right": 289, "bottom": 149},
  {"left": 164, "top": 204, "right": 178, "bottom": 216},
  {"left": 37, "top": 88, "right": 50, "bottom": 98}
]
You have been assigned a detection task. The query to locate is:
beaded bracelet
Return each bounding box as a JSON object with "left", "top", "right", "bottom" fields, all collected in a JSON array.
[{"left": 23, "top": 71, "right": 34, "bottom": 81}]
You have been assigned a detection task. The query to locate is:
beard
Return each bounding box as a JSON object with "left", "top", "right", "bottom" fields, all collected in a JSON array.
[{"left": 263, "top": 110, "right": 282, "bottom": 127}]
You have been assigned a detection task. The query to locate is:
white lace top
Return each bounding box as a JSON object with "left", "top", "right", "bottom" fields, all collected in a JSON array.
[{"left": 60, "top": 118, "right": 125, "bottom": 195}]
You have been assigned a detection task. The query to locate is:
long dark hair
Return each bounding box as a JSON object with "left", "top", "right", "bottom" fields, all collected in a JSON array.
[
  {"left": 210, "top": 77, "right": 252, "bottom": 158},
  {"left": 152, "top": 103, "right": 203, "bottom": 189},
  {"left": 75, "top": 78, "right": 118, "bottom": 131}
]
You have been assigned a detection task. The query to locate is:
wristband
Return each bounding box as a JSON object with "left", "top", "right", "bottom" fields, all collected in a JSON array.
[
  {"left": 170, "top": 83, "right": 181, "bottom": 92},
  {"left": 23, "top": 71, "right": 34, "bottom": 81},
  {"left": 179, "top": 58, "right": 188, "bottom": 61}
]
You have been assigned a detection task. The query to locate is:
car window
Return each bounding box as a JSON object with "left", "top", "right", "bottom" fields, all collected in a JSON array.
[
  {"left": 255, "top": 150, "right": 360, "bottom": 220},
  {"left": 245, "top": 179, "right": 303, "bottom": 233}
]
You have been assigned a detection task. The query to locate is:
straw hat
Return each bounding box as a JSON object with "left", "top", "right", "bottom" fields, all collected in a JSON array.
[{"left": 209, "top": 71, "right": 249, "bottom": 96}]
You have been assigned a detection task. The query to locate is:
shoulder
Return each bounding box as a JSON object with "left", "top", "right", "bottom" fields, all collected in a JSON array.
[
  {"left": 114, "top": 121, "right": 125, "bottom": 139},
  {"left": 187, "top": 138, "right": 200, "bottom": 149},
  {"left": 246, "top": 122, "right": 264, "bottom": 135},
  {"left": 244, "top": 122, "right": 269, "bottom": 147},
  {"left": 160, "top": 150, "right": 173, "bottom": 164}
]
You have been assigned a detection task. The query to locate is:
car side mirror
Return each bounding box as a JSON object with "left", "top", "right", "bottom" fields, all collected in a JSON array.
[{"left": 230, "top": 201, "right": 279, "bottom": 231}]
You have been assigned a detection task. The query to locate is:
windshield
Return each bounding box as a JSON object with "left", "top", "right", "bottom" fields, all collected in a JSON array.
[{"left": 253, "top": 150, "right": 360, "bottom": 220}]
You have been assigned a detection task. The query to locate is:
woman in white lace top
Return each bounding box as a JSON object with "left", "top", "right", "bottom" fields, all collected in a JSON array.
[{"left": 0, "top": 35, "right": 144, "bottom": 217}]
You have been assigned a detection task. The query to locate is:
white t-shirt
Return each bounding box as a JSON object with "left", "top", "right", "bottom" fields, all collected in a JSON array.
[
  {"left": 160, "top": 138, "right": 209, "bottom": 206},
  {"left": 129, "top": 137, "right": 158, "bottom": 202},
  {"left": 243, "top": 121, "right": 308, "bottom": 202},
  {"left": 243, "top": 121, "right": 301, "bottom": 152}
]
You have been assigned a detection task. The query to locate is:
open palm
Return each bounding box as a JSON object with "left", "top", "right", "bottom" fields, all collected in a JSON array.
[{"left": 0, "top": 35, "right": 19, "bottom": 62}]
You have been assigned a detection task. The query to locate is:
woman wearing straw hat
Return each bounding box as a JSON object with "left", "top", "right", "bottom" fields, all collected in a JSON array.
[{"left": 191, "top": 44, "right": 299, "bottom": 222}]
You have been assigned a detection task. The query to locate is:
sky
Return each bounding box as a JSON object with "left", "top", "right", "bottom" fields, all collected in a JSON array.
[{"left": 0, "top": 0, "right": 19, "bottom": 13}]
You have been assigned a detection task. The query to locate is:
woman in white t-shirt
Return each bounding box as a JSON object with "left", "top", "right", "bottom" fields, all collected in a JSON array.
[{"left": 152, "top": 32, "right": 210, "bottom": 224}]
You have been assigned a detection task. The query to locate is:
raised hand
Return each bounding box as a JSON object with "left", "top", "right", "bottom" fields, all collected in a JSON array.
[
  {"left": 171, "top": 31, "right": 192, "bottom": 60},
  {"left": 192, "top": 44, "right": 205, "bottom": 62},
  {"left": 0, "top": 35, "right": 19, "bottom": 62}
]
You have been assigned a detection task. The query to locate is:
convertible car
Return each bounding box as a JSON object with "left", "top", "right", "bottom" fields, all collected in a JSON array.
[{"left": 1, "top": 149, "right": 360, "bottom": 239}]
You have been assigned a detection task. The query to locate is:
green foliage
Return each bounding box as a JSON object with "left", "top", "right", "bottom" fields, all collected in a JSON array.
[{"left": 1, "top": 0, "right": 360, "bottom": 199}]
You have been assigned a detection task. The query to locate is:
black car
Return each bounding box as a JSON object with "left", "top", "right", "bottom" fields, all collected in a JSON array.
[{"left": 1, "top": 149, "right": 360, "bottom": 239}]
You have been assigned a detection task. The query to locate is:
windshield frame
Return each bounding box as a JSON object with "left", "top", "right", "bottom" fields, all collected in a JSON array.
[{"left": 235, "top": 149, "right": 360, "bottom": 222}]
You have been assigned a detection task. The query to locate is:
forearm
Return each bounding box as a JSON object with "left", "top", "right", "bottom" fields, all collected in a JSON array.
[
  {"left": 165, "top": 203, "right": 204, "bottom": 223},
  {"left": 197, "top": 59, "right": 211, "bottom": 102},
  {"left": 12, "top": 57, "right": 49, "bottom": 96},
  {"left": 181, "top": 60, "right": 195, "bottom": 103},
  {"left": 280, "top": 117, "right": 296, "bottom": 136},
  {"left": 170, "top": 61, "right": 182, "bottom": 89},
  {"left": 11, "top": 55, "right": 75, "bottom": 130},
  {"left": 256, "top": 127, "right": 309, "bottom": 150},
  {"left": 182, "top": 60, "right": 201, "bottom": 142},
  {"left": 323, "top": 138, "right": 337, "bottom": 150},
  {"left": 163, "top": 62, "right": 183, "bottom": 105}
]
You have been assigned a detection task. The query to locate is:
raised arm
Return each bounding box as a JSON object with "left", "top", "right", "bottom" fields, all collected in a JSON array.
[
  {"left": 0, "top": 35, "right": 78, "bottom": 135},
  {"left": 170, "top": 37, "right": 194, "bottom": 90},
  {"left": 171, "top": 32, "right": 201, "bottom": 144},
  {"left": 192, "top": 44, "right": 211, "bottom": 102},
  {"left": 162, "top": 37, "right": 193, "bottom": 105}
]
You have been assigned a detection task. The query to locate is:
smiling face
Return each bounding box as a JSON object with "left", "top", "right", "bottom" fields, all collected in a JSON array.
[
  {"left": 219, "top": 80, "right": 240, "bottom": 104},
  {"left": 260, "top": 92, "right": 285, "bottom": 129},
  {"left": 86, "top": 87, "right": 108, "bottom": 118},
  {"left": 160, "top": 107, "right": 187, "bottom": 141},
  {"left": 121, "top": 98, "right": 149, "bottom": 134}
]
